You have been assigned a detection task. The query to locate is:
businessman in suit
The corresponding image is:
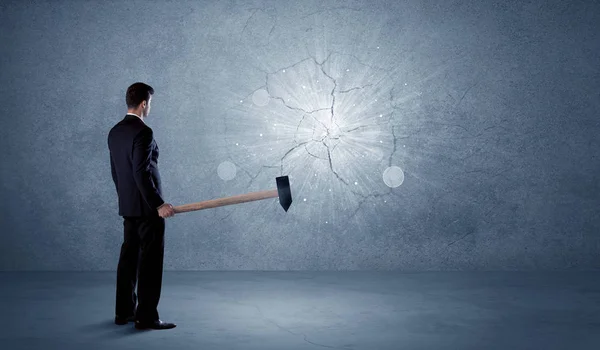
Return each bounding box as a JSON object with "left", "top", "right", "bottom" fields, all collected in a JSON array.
[{"left": 108, "top": 82, "right": 176, "bottom": 330}]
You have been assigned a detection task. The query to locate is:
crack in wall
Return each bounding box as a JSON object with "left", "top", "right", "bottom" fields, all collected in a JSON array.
[
  {"left": 266, "top": 51, "right": 401, "bottom": 218},
  {"left": 300, "top": 6, "right": 365, "bottom": 19},
  {"left": 241, "top": 7, "right": 277, "bottom": 41},
  {"left": 225, "top": 43, "right": 405, "bottom": 221}
]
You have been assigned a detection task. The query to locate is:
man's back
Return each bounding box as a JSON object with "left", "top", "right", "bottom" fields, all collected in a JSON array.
[{"left": 108, "top": 115, "right": 164, "bottom": 217}]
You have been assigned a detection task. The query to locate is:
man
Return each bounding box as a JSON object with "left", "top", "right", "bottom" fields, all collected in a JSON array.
[{"left": 107, "top": 82, "right": 176, "bottom": 330}]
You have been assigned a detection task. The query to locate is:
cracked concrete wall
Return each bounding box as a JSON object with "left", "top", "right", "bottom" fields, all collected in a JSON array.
[{"left": 1, "top": 0, "right": 599, "bottom": 270}]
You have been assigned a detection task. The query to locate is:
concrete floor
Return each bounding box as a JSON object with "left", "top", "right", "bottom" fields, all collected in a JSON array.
[{"left": 1, "top": 271, "right": 598, "bottom": 350}]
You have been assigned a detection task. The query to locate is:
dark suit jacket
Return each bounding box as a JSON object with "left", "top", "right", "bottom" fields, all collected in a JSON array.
[{"left": 108, "top": 114, "right": 165, "bottom": 217}]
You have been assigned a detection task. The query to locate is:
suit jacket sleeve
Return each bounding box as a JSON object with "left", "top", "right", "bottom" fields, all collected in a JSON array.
[
  {"left": 132, "top": 127, "right": 165, "bottom": 210},
  {"left": 110, "top": 152, "right": 118, "bottom": 193}
]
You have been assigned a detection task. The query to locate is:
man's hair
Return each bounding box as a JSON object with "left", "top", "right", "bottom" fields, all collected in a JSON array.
[{"left": 126, "top": 82, "right": 154, "bottom": 109}]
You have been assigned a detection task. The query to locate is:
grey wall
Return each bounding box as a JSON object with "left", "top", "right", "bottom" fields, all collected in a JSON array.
[{"left": 0, "top": 0, "right": 598, "bottom": 271}]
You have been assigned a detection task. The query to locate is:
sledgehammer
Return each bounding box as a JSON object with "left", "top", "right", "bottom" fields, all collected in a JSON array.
[{"left": 173, "top": 176, "right": 293, "bottom": 213}]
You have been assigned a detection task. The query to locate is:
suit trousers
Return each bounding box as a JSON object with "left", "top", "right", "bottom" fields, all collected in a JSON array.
[{"left": 115, "top": 215, "right": 165, "bottom": 322}]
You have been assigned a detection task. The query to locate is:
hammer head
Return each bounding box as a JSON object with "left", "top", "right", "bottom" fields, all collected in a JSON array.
[{"left": 276, "top": 176, "right": 292, "bottom": 212}]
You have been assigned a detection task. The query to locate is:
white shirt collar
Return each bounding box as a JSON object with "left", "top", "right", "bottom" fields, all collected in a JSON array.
[{"left": 126, "top": 113, "right": 144, "bottom": 123}]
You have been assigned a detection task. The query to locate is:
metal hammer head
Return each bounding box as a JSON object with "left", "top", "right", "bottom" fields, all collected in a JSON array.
[{"left": 276, "top": 176, "right": 292, "bottom": 212}]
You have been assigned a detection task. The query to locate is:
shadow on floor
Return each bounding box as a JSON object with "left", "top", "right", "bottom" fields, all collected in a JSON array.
[{"left": 78, "top": 320, "right": 151, "bottom": 338}]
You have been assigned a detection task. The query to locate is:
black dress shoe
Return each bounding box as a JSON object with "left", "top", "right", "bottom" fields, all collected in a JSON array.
[
  {"left": 134, "top": 319, "right": 176, "bottom": 330},
  {"left": 114, "top": 315, "right": 135, "bottom": 325}
]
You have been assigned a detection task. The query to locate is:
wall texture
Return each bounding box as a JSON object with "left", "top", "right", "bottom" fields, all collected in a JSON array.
[{"left": 0, "top": 0, "right": 598, "bottom": 271}]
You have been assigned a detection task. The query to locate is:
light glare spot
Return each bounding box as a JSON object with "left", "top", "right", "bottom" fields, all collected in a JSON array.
[
  {"left": 217, "top": 161, "right": 237, "bottom": 181},
  {"left": 383, "top": 166, "right": 404, "bottom": 188},
  {"left": 252, "top": 89, "right": 270, "bottom": 106}
]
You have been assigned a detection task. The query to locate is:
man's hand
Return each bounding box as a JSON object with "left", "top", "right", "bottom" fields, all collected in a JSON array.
[{"left": 158, "top": 203, "right": 175, "bottom": 218}]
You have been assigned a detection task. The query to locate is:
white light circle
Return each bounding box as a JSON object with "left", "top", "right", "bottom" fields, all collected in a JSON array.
[
  {"left": 383, "top": 166, "right": 404, "bottom": 188},
  {"left": 217, "top": 161, "right": 237, "bottom": 181},
  {"left": 252, "top": 89, "right": 270, "bottom": 106}
]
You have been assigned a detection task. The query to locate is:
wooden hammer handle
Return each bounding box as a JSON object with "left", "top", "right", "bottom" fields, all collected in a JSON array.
[{"left": 173, "top": 189, "right": 278, "bottom": 213}]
